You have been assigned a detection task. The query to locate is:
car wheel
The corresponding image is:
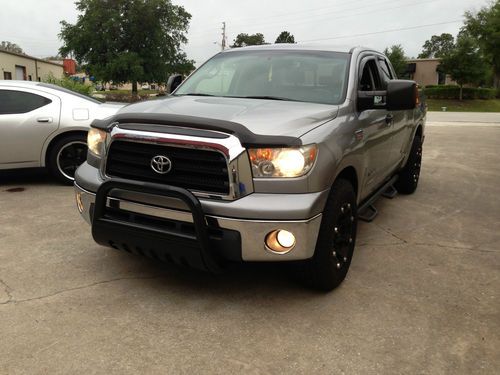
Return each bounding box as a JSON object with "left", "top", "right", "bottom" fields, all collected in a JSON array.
[
  {"left": 300, "top": 178, "right": 358, "bottom": 291},
  {"left": 48, "top": 134, "right": 87, "bottom": 185},
  {"left": 395, "top": 135, "right": 422, "bottom": 194}
]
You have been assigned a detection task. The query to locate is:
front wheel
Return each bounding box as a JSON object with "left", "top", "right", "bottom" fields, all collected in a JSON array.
[
  {"left": 48, "top": 134, "right": 88, "bottom": 185},
  {"left": 395, "top": 135, "right": 422, "bottom": 194},
  {"left": 300, "top": 179, "right": 358, "bottom": 291}
]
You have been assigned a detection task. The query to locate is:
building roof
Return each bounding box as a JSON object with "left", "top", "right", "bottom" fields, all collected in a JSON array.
[
  {"left": 407, "top": 58, "right": 442, "bottom": 63},
  {"left": 0, "top": 49, "right": 64, "bottom": 67}
]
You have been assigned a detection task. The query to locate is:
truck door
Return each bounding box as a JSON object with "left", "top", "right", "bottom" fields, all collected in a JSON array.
[
  {"left": 0, "top": 88, "right": 60, "bottom": 167},
  {"left": 356, "top": 56, "right": 395, "bottom": 195},
  {"left": 377, "top": 57, "right": 411, "bottom": 170}
]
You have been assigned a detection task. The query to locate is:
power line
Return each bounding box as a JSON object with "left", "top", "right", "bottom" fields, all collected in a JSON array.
[
  {"left": 187, "top": 0, "right": 444, "bottom": 40},
  {"left": 233, "top": 0, "right": 436, "bottom": 29},
  {"left": 299, "top": 20, "right": 462, "bottom": 43},
  {"left": 186, "top": 0, "right": 406, "bottom": 39}
]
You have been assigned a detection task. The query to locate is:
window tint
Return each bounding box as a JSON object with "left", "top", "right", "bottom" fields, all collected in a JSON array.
[
  {"left": 359, "top": 59, "right": 382, "bottom": 91},
  {"left": 378, "top": 58, "right": 393, "bottom": 84},
  {"left": 0, "top": 90, "right": 52, "bottom": 115}
]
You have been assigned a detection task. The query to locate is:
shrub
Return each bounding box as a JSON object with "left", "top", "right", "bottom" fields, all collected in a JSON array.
[
  {"left": 43, "top": 74, "right": 93, "bottom": 96},
  {"left": 422, "top": 85, "right": 496, "bottom": 100}
]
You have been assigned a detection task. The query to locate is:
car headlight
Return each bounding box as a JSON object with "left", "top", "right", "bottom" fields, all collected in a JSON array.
[
  {"left": 87, "top": 128, "right": 107, "bottom": 157},
  {"left": 248, "top": 144, "right": 318, "bottom": 178}
]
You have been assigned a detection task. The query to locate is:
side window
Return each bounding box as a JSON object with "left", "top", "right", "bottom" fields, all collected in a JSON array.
[
  {"left": 377, "top": 58, "right": 393, "bottom": 85},
  {"left": 0, "top": 90, "right": 52, "bottom": 115},
  {"left": 359, "top": 59, "right": 382, "bottom": 91}
]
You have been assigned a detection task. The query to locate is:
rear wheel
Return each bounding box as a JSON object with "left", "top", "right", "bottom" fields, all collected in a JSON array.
[
  {"left": 395, "top": 135, "right": 422, "bottom": 194},
  {"left": 300, "top": 179, "right": 358, "bottom": 291},
  {"left": 48, "top": 134, "right": 87, "bottom": 185}
]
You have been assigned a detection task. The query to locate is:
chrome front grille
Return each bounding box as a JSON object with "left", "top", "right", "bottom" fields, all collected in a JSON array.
[{"left": 106, "top": 140, "right": 230, "bottom": 195}]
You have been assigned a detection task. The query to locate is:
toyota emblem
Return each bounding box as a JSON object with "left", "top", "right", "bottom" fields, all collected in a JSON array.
[{"left": 150, "top": 155, "right": 172, "bottom": 174}]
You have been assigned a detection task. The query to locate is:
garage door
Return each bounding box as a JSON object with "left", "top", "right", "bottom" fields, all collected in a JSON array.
[{"left": 15, "top": 66, "right": 25, "bottom": 80}]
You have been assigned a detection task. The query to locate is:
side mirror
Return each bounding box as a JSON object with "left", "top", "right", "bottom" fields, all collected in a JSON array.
[
  {"left": 387, "top": 80, "right": 417, "bottom": 111},
  {"left": 357, "top": 90, "right": 387, "bottom": 111},
  {"left": 166, "top": 74, "right": 184, "bottom": 94}
]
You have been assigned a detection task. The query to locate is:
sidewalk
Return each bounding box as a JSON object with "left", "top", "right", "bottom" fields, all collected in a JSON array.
[{"left": 427, "top": 111, "right": 500, "bottom": 126}]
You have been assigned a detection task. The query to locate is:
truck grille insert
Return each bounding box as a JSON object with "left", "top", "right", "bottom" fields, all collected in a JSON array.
[{"left": 106, "top": 140, "right": 230, "bottom": 195}]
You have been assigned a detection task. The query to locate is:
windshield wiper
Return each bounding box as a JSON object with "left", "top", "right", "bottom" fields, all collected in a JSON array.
[
  {"left": 235, "top": 95, "right": 297, "bottom": 101},
  {"left": 180, "top": 93, "right": 216, "bottom": 97}
]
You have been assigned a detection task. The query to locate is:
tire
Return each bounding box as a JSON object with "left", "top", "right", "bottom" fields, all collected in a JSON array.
[
  {"left": 395, "top": 135, "right": 422, "bottom": 194},
  {"left": 47, "top": 134, "right": 88, "bottom": 185},
  {"left": 300, "top": 179, "right": 358, "bottom": 291}
]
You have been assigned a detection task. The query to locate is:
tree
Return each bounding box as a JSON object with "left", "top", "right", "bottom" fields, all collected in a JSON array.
[
  {"left": 384, "top": 45, "right": 408, "bottom": 77},
  {"left": 231, "top": 33, "right": 266, "bottom": 48},
  {"left": 439, "top": 35, "right": 488, "bottom": 100},
  {"left": 0, "top": 41, "right": 24, "bottom": 54},
  {"left": 59, "top": 0, "right": 194, "bottom": 94},
  {"left": 463, "top": 1, "right": 500, "bottom": 88},
  {"left": 275, "top": 31, "right": 295, "bottom": 44},
  {"left": 418, "top": 33, "right": 455, "bottom": 58}
]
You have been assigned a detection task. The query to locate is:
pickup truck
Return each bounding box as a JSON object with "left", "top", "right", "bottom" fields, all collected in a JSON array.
[{"left": 74, "top": 45, "right": 425, "bottom": 291}]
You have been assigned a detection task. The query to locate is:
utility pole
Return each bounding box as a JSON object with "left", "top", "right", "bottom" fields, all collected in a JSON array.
[{"left": 221, "top": 22, "right": 227, "bottom": 51}]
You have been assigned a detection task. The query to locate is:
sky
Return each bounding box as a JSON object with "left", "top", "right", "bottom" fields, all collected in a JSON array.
[{"left": 0, "top": 0, "right": 491, "bottom": 66}]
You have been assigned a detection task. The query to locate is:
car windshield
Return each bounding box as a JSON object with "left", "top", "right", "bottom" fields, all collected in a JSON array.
[{"left": 174, "top": 50, "right": 350, "bottom": 105}]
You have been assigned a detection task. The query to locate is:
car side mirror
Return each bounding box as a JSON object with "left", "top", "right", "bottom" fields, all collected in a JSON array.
[
  {"left": 386, "top": 80, "right": 417, "bottom": 111},
  {"left": 357, "top": 80, "right": 417, "bottom": 112},
  {"left": 357, "top": 90, "right": 387, "bottom": 111},
  {"left": 166, "top": 74, "right": 184, "bottom": 94}
]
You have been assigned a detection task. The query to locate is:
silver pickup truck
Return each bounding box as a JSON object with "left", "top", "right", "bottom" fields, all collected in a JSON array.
[{"left": 74, "top": 45, "right": 425, "bottom": 291}]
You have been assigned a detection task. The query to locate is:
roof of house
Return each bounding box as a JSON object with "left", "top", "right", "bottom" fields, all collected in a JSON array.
[{"left": 0, "top": 49, "right": 64, "bottom": 67}]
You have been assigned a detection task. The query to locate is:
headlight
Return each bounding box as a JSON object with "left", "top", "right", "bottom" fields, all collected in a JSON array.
[
  {"left": 87, "top": 128, "right": 107, "bottom": 157},
  {"left": 248, "top": 144, "right": 318, "bottom": 178}
]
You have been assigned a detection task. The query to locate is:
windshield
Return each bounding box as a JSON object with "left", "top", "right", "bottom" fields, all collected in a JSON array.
[{"left": 175, "top": 50, "right": 350, "bottom": 105}]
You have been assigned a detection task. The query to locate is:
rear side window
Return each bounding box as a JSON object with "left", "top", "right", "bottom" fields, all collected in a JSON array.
[{"left": 0, "top": 90, "right": 52, "bottom": 115}]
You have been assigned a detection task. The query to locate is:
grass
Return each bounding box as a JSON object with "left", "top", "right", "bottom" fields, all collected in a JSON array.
[{"left": 426, "top": 99, "right": 500, "bottom": 112}]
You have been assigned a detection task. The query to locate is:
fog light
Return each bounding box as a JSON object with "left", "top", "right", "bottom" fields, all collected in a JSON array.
[
  {"left": 76, "top": 192, "right": 84, "bottom": 213},
  {"left": 265, "top": 229, "right": 296, "bottom": 254}
]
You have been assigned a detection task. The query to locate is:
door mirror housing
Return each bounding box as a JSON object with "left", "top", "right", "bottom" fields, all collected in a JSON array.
[
  {"left": 386, "top": 80, "right": 417, "bottom": 111},
  {"left": 357, "top": 80, "right": 417, "bottom": 112},
  {"left": 167, "top": 74, "right": 184, "bottom": 94},
  {"left": 357, "top": 90, "right": 387, "bottom": 111}
]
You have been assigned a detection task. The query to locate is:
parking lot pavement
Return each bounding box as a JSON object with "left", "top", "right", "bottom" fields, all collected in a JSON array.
[{"left": 1, "top": 123, "right": 499, "bottom": 374}]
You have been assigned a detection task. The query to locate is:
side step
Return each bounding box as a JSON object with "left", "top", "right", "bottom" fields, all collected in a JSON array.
[{"left": 358, "top": 176, "right": 398, "bottom": 222}]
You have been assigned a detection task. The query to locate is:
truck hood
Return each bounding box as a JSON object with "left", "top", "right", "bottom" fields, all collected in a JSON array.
[{"left": 118, "top": 96, "right": 338, "bottom": 137}]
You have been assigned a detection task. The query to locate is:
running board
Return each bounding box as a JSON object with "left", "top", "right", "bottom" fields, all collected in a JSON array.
[
  {"left": 358, "top": 176, "right": 398, "bottom": 222},
  {"left": 382, "top": 184, "right": 398, "bottom": 199}
]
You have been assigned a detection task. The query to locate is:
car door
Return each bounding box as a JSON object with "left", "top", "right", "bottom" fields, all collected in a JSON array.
[
  {"left": 356, "top": 56, "right": 394, "bottom": 195},
  {"left": 376, "top": 56, "right": 411, "bottom": 169},
  {"left": 0, "top": 87, "right": 60, "bottom": 167}
]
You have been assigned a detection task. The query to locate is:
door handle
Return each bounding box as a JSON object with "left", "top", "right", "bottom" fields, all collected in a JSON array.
[
  {"left": 385, "top": 114, "right": 394, "bottom": 126},
  {"left": 37, "top": 117, "right": 53, "bottom": 123}
]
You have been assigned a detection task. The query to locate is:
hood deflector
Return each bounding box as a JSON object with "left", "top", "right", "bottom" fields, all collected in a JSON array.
[{"left": 91, "top": 113, "right": 302, "bottom": 148}]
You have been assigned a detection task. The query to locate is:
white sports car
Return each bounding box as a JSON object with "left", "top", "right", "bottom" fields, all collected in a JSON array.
[{"left": 0, "top": 81, "right": 123, "bottom": 183}]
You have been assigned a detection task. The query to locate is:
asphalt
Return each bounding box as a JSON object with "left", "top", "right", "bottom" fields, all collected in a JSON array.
[{"left": 0, "top": 112, "right": 499, "bottom": 374}]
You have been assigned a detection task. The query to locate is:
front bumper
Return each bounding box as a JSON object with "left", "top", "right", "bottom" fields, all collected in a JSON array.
[{"left": 75, "top": 180, "right": 324, "bottom": 264}]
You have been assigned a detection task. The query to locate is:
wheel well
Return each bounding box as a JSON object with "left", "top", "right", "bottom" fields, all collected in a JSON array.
[
  {"left": 44, "top": 131, "right": 87, "bottom": 166},
  {"left": 415, "top": 124, "right": 423, "bottom": 139},
  {"left": 335, "top": 167, "right": 358, "bottom": 196}
]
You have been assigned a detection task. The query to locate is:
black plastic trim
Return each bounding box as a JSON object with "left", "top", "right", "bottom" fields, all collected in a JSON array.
[
  {"left": 91, "top": 113, "right": 302, "bottom": 147},
  {"left": 92, "top": 178, "right": 223, "bottom": 272}
]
